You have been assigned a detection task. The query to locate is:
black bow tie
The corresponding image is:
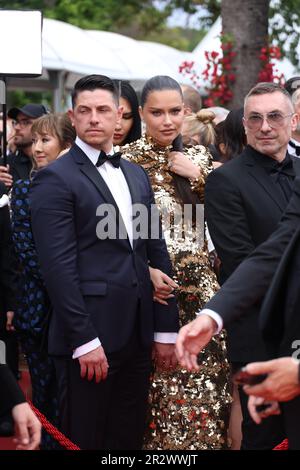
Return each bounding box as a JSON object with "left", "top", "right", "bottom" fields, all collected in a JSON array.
[
  {"left": 289, "top": 140, "right": 300, "bottom": 156},
  {"left": 96, "top": 150, "right": 122, "bottom": 168},
  {"left": 270, "top": 157, "right": 294, "bottom": 177}
]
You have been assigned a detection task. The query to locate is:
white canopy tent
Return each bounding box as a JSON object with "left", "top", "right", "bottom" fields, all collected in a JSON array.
[
  {"left": 8, "top": 15, "right": 296, "bottom": 111},
  {"left": 7, "top": 18, "right": 194, "bottom": 110}
]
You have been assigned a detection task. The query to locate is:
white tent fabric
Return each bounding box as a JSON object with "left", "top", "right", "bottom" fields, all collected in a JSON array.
[
  {"left": 87, "top": 30, "right": 188, "bottom": 82},
  {"left": 41, "top": 19, "right": 193, "bottom": 86},
  {"left": 42, "top": 19, "right": 130, "bottom": 78}
]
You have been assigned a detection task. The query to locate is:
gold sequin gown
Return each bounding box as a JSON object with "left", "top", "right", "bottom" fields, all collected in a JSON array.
[{"left": 122, "top": 136, "right": 232, "bottom": 450}]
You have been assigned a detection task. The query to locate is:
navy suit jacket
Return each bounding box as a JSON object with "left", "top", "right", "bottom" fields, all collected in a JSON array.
[{"left": 29, "top": 144, "right": 179, "bottom": 356}]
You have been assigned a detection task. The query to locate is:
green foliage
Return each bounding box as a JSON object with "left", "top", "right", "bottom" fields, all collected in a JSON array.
[
  {"left": 7, "top": 90, "right": 52, "bottom": 109},
  {"left": 270, "top": 0, "right": 300, "bottom": 66}
]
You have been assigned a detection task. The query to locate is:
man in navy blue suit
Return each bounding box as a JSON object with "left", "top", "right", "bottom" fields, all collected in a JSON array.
[{"left": 29, "top": 75, "right": 179, "bottom": 450}]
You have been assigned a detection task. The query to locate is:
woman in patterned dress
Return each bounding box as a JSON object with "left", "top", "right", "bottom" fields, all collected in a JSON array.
[
  {"left": 121, "top": 76, "right": 232, "bottom": 450},
  {"left": 10, "top": 113, "right": 75, "bottom": 449}
]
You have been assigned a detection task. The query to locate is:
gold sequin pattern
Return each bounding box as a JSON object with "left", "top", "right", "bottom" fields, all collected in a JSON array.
[{"left": 122, "top": 136, "right": 232, "bottom": 449}]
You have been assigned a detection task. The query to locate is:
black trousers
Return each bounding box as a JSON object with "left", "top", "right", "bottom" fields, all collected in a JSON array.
[
  {"left": 281, "top": 396, "right": 300, "bottom": 450},
  {"left": 232, "top": 362, "right": 285, "bottom": 450},
  {"left": 54, "top": 323, "right": 152, "bottom": 450}
]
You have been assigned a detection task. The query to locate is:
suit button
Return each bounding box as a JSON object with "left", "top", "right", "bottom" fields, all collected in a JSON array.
[{"left": 132, "top": 280, "right": 138, "bottom": 286}]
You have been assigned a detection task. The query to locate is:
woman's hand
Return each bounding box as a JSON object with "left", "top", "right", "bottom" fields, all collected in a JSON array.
[
  {"left": 6, "top": 311, "right": 15, "bottom": 331},
  {"left": 168, "top": 151, "right": 200, "bottom": 180},
  {"left": 149, "top": 267, "right": 178, "bottom": 305}
]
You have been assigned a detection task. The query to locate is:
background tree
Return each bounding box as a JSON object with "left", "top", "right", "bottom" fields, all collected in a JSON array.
[{"left": 221, "top": 0, "right": 269, "bottom": 107}]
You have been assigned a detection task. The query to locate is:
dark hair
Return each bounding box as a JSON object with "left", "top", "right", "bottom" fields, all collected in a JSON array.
[
  {"left": 245, "top": 82, "right": 292, "bottom": 104},
  {"left": 112, "top": 80, "right": 141, "bottom": 144},
  {"left": 31, "top": 113, "right": 76, "bottom": 150},
  {"left": 71, "top": 74, "right": 119, "bottom": 108},
  {"left": 141, "top": 75, "right": 183, "bottom": 107},
  {"left": 141, "top": 76, "right": 201, "bottom": 207},
  {"left": 284, "top": 76, "right": 300, "bottom": 95},
  {"left": 221, "top": 108, "right": 246, "bottom": 162}
]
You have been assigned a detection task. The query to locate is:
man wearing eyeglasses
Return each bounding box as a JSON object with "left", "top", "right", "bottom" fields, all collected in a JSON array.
[
  {"left": 204, "top": 82, "right": 300, "bottom": 449},
  {"left": 0, "top": 104, "right": 48, "bottom": 188}
]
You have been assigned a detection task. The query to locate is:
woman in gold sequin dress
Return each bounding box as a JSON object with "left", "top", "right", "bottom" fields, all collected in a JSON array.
[{"left": 121, "top": 76, "right": 232, "bottom": 450}]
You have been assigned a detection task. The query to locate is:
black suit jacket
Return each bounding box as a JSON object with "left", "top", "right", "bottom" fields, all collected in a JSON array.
[
  {"left": 29, "top": 144, "right": 179, "bottom": 356},
  {"left": 205, "top": 176, "right": 300, "bottom": 357},
  {"left": 205, "top": 145, "right": 300, "bottom": 361},
  {"left": 0, "top": 182, "right": 17, "bottom": 329},
  {"left": 0, "top": 364, "right": 25, "bottom": 417}
]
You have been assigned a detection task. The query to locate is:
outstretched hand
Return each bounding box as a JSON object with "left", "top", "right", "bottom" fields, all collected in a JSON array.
[
  {"left": 243, "top": 357, "right": 300, "bottom": 402},
  {"left": 175, "top": 315, "right": 217, "bottom": 370}
]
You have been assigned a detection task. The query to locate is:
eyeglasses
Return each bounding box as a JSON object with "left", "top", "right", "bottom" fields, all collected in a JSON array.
[
  {"left": 244, "top": 112, "right": 294, "bottom": 131},
  {"left": 12, "top": 119, "right": 33, "bottom": 129}
]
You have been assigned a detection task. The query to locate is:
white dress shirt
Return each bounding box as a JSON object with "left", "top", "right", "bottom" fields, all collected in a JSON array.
[
  {"left": 73, "top": 137, "right": 176, "bottom": 359},
  {"left": 197, "top": 309, "right": 223, "bottom": 334}
]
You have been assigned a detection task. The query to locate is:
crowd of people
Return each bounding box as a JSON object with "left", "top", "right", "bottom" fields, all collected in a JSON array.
[{"left": 0, "top": 73, "right": 300, "bottom": 451}]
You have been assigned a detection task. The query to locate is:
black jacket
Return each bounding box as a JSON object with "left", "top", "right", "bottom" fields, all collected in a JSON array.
[
  {"left": 0, "top": 182, "right": 17, "bottom": 330},
  {"left": 205, "top": 145, "right": 300, "bottom": 361}
]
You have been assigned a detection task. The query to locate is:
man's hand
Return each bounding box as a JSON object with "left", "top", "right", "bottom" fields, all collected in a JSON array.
[
  {"left": 153, "top": 342, "right": 177, "bottom": 371},
  {"left": 247, "top": 396, "right": 281, "bottom": 425},
  {"left": 168, "top": 151, "right": 201, "bottom": 180},
  {"left": 0, "top": 165, "right": 13, "bottom": 188},
  {"left": 243, "top": 357, "right": 300, "bottom": 402},
  {"left": 176, "top": 315, "right": 217, "bottom": 370},
  {"left": 6, "top": 311, "right": 15, "bottom": 331},
  {"left": 12, "top": 402, "right": 41, "bottom": 450},
  {"left": 78, "top": 345, "right": 108, "bottom": 383}
]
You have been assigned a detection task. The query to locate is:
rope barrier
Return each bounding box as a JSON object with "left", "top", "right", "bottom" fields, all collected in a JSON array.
[
  {"left": 273, "top": 438, "right": 288, "bottom": 450},
  {"left": 28, "top": 398, "right": 289, "bottom": 451},
  {"left": 28, "top": 400, "right": 80, "bottom": 450}
]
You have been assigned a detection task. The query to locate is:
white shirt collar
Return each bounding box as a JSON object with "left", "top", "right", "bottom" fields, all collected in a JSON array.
[
  {"left": 75, "top": 136, "right": 114, "bottom": 165},
  {"left": 290, "top": 137, "right": 300, "bottom": 146}
]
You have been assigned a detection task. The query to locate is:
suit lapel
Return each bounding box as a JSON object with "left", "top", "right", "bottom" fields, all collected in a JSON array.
[
  {"left": 119, "top": 159, "right": 142, "bottom": 251},
  {"left": 243, "top": 149, "right": 286, "bottom": 212},
  {"left": 71, "top": 145, "right": 132, "bottom": 249},
  {"left": 291, "top": 155, "right": 300, "bottom": 176}
]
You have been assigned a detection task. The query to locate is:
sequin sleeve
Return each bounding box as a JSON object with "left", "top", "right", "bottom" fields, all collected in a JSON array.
[{"left": 185, "top": 145, "right": 214, "bottom": 201}]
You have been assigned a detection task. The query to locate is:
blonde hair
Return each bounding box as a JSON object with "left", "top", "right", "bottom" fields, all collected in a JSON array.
[{"left": 182, "top": 109, "right": 216, "bottom": 147}]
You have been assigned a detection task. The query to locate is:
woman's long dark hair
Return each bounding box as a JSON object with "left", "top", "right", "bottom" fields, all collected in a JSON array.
[
  {"left": 141, "top": 76, "right": 201, "bottom": 208},
  {"left": 113, "top": 80, "right": 141, "bottom": 144},
  {"left": 221, "top": 108, "right": 246, "bottom": 162}
]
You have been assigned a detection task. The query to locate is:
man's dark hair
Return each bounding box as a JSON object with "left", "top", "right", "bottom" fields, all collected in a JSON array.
[
  {"left": 245, "top": 82, "right": 292, "bottom": 105},
  {"left": 284, "top": 76, "right": 300, "bottom": 96},
  {"left": 71, "top": 75, "right": 119, "bottom": 108}
]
